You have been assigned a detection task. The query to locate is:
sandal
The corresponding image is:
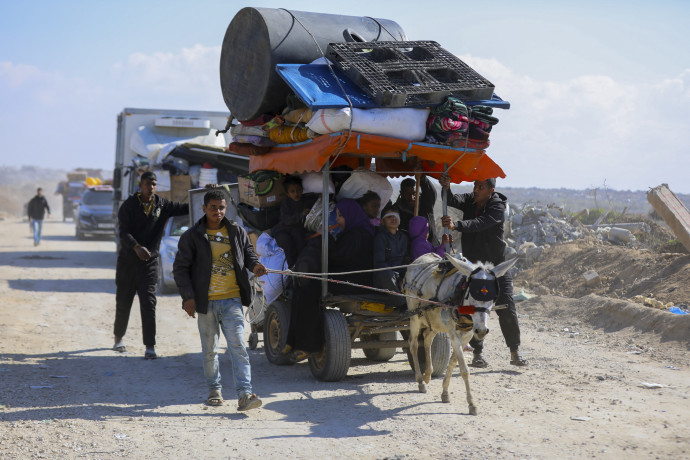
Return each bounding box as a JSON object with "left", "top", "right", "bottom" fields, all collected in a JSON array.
[
  {"left": 207, "top": 389, "right": 224, "bottom": 406},
  {"left": 290, "top": 350, "right": 309, "bottom": 363},
  {"left": 113, "top": 338, "right": 126, "bottom": 353},
  {"left": 237, "top": 393, "right": 262, "bottom": 411},
  {"left": 470, "top": 352, "right": 489, "bottom": 368},
  {"left": 510, "top": 351, "right": 528, "bottom": 366}
]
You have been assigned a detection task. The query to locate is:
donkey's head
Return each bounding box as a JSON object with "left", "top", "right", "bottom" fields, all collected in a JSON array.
[{"left": 446, "top": 254, "right": 518, "bottom": 340}]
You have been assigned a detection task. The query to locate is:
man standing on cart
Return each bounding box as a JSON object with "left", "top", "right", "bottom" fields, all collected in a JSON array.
[
  {"left": 439, "top": 174, "right": 527, "bottom": 367},
  {"left": 395, "top": 173, "right": 440, "bottom": 246}
]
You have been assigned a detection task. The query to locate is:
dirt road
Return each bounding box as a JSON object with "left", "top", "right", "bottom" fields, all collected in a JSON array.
[{"left": 1, "top": 218, "right": 689, "bottom": 459}]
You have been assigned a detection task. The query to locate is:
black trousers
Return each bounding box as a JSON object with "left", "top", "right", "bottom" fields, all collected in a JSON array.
[
  {"left": 113, "top": 254, "right": 158, "bottom": 346},
  {"left": 469, "top": 271, "right": 521, "bottom": 353}
]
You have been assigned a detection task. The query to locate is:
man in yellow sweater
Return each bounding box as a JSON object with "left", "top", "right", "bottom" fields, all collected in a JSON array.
[{"left": 173, "top": 189, "right": 267, "bottom": 411}]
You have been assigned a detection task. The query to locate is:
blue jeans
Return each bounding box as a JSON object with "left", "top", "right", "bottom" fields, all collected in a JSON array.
[
  {"left": 31, "top": 219, "right": 43, "bottom": 245},
  {"left": 197, "top": 297, "right": 252, "bottom": 398}
]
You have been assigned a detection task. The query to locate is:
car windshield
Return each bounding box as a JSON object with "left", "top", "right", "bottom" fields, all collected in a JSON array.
[
  {"left": 82, "top": 190, "right": 113, "bottom": 206},
  {"left": 170, "top": 215, "right": 189, "bottom": 236}
]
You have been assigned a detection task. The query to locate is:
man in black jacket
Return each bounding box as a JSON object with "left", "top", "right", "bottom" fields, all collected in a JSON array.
[
  {"left": 28, "top": 188, "right": 51, "bottom": 246},
  {"left": 439, "top": 174, "right": 527, "bottom": 367},
  {"left": 394, "top": 174, "right": 440, "bottom": 247},
  {"left": 173, "top": 189, "right": 267, "bottom": 410},
  {"left": 113, "top": 171, "right": 189, "bottom": 359}
]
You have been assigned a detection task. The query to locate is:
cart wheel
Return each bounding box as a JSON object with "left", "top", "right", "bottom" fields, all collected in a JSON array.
[
  {"left": 247, "top": 332, "right": 259, "bottom": 350},
  {"left": 308, "top": 310, "right": 351, "bottom": 381},
  {"left": 263, "top": 301, "right": 293, "bottom": 365},
  {"left": 362, "top": 331, "right": 398, "bottom": 362},
  {"left": 403, "top": 330, "right": 451, "bottom": 378}
]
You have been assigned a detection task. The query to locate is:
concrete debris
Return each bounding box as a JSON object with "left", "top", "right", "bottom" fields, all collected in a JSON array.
[
  {"left": 582, "top": 270, "right": 601, "bottom": 287},
  {"left": 504, "top": 203, "right": 648, "bottom": 269},
  {"left": 647, "top": 184, "right": 690, "bottom": 253}
]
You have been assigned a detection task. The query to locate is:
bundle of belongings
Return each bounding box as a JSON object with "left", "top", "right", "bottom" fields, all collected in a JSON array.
[{"left": 226, "top": 66, "right": 502, "bottom": 153}]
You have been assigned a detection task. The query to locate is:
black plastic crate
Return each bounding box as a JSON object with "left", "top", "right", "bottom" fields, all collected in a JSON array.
[{"left": 327, "top": 41, "right": 495, "bottom": 107}]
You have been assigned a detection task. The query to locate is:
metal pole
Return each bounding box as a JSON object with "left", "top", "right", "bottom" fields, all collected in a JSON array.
[
  {"left": 442, "top": 163, "right": 450, "bottom": 253},
  {"left": 321, "top": 161, "right": 330, "bottom": 298},
  {"left": 413, "top": 172, "right": 421, "bottom": 217}
]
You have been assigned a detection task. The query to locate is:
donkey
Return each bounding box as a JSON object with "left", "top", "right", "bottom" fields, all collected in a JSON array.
[{"left": 403, "top": 252, "right": 517, "bottom": 415}]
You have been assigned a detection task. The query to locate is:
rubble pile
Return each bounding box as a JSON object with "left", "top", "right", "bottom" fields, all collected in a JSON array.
[{"left": 504, "top": 203, "right": 648, "bottom": 268}]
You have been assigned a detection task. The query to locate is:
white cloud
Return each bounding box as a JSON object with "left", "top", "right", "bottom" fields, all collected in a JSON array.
[
  {"left": 457, "top": 55, "right": 690, "bottom": 192},
  {"left": 113, "top": 44, "right": 224, "bottom": 109}
]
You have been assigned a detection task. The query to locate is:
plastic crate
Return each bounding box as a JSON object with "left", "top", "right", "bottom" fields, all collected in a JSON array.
[{"left": 327, "top": 41, "right": 495, "bottom": 107}]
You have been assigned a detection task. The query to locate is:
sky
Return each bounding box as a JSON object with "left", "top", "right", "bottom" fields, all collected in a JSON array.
[{"left": 1, "top": 0, "right": 689, "bottom": 192}]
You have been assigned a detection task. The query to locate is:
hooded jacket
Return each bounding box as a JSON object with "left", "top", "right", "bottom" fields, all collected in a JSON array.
[
  {"left": 409, "top": 216, "right": 445, "bottom": 261},
  {"left": 447, "top": 191, "right": 507, "bottom": 265},
  {"left": 173, "top": 215, "right": 259, "bottom": 313}
]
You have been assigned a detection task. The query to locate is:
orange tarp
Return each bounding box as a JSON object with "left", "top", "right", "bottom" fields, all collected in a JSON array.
[{"left": 248, "top": 132, "right": 505, "bottom": 183}]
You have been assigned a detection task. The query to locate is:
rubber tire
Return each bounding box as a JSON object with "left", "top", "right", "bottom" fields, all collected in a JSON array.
[
  {"left": 263, "top": 301, "right": 293, "bottom": 365},
  {"left": 308, "top": 310, "right": 351, "bottom": 382},
  {"left": 403, "top": 330, "right": 451, "bottom": 378},
  {"left": 247, "top": 332, "right": 259, "bottom": 350},
  {"left": 362, "top": 331, "right": 398, "bottom": 362},
  {"left": 157, "top": 257, "right": 175, "bottom": 295}
]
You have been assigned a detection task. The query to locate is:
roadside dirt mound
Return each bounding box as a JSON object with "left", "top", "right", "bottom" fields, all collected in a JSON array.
[
  {"left": 521, "top": 294, "right": 690, "bottom": 356},
  {"left": 515, "top": 239, "right": 690, "bottom": 307}
]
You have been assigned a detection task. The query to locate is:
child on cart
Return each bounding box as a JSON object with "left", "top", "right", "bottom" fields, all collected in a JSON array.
[
  {"left": 373, "top": 203, "right": 408, "bottom": 292},
  {"left": 272, "top": 175, "right": 312, "bottom": 267},
  {"left": 409, "top": 215, "right": 452, "bottom": 261}
]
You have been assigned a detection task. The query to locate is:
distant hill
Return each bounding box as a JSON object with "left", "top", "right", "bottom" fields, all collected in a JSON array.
[{"left": 2, "top": 166, "right": 689, "bottom": 218}]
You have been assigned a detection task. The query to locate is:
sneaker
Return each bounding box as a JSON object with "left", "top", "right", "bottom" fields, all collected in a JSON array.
[
  {"left": 144, "top": 347, "right": 157, "bottom": 359},
  {"left": 237, "top": 393, "right": 262, "bottom": 411}
]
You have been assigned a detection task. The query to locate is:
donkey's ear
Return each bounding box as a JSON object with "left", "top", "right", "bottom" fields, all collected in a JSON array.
[
  {"left": 446, "top": 253, "right": 474, "bottom": 277},
  {"left": 492, "top": 257, "right": 518, "bottom": 278}
]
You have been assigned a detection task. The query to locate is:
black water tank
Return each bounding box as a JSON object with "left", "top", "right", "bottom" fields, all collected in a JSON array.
[{"left": 220, "top": 7, "right": 406, "bottom": 121}]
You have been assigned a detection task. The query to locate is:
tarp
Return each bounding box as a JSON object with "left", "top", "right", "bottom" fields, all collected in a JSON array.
[
  {"left": 249, "top": 131, "right": 505, "bottom": 183},
  {"left": 276, "top": 64, "right": 511, "bottom": 110}
]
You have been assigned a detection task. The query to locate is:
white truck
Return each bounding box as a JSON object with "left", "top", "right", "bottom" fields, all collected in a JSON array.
[{"left": 112, "top": 107, "right": 250, "bottom": 248}]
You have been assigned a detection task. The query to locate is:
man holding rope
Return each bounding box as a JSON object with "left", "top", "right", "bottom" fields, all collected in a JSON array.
[{"left": 439, "top": 173, "right": 527, "bottom": 368}]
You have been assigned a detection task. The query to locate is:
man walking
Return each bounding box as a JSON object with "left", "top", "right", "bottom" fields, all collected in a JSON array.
[
  {"left": 28, "top": 188, "right": 51, "bottom": 246},
  {"left": 113, "top": 171, "right": 189, "bottom": 358},
  {"left": 173, "top": 189, "right": 267, "bottom": 411},
  {"left": 439, "top": 174, "right": 527, "bottom": 367}
]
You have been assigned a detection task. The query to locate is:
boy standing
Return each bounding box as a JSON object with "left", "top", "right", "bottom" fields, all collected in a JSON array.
[{"left": 173, "top": 189, "right": 267, "bottom": 410}]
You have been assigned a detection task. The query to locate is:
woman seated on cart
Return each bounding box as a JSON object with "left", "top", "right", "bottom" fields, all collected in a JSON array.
[{"left": 284, "top": 198, "right": 375, "bottom": 357}]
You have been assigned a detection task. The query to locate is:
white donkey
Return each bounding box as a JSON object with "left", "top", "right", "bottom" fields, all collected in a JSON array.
[{"left": 404, "top": 252, "right": 517, "bottom": 415}]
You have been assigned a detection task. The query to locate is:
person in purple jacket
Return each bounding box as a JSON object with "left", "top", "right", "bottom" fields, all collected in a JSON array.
[{"left": 408, "top": 216, "right": 451, "bottom": 261}]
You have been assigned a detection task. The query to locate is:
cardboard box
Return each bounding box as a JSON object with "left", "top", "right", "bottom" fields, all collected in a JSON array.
[
  {"left": 238, "top": 175, "right": 286, "bottom": 208},
  {"left": 170, "top": 175, "right": 191, "bottom": 203},
  {"left": 156, "top": 191, "right": 172, "bottom": 201}
]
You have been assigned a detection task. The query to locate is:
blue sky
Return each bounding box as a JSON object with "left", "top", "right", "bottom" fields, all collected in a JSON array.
[{"left": 1, "top": 0, "right": 689, "bottom": 192}]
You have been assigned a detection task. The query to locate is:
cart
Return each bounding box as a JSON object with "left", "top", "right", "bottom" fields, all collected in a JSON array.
[{"left": 245, "top": 130, "right": 505, "bottom": 381}]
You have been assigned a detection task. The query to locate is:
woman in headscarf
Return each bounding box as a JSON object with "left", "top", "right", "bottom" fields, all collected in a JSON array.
[
  {"left": 328, "top": 199, "right": 375, "bottom": 294},
  {"left": 284, "top": 199, "right": 374, "bottom": 357}
]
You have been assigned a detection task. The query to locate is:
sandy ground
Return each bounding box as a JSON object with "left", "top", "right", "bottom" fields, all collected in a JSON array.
[{"left": 1, "top": 218, "right": 689, "bottom": 460}]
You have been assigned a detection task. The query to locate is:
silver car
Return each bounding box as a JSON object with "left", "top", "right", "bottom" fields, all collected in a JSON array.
[{"left": 158, "top": 214, "right": 189, "bottom": 294}]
